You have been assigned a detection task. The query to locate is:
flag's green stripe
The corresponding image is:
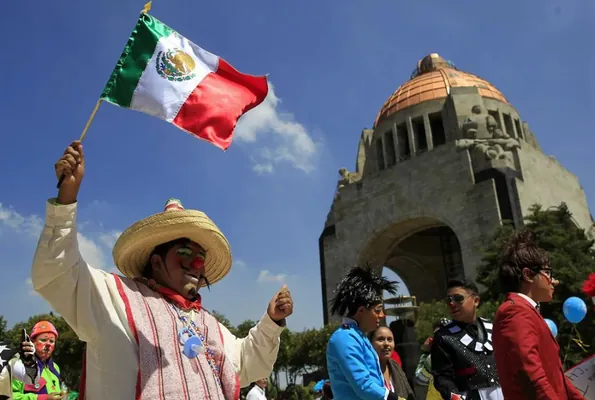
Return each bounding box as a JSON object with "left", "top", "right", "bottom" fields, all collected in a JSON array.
[{"left": 100, "top": 14, "right": 173, "bottom": 107}]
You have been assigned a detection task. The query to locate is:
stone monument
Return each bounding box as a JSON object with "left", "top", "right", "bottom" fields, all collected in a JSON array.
[{"left": 319, "top": 53, "right": 593, "bottom": 324}]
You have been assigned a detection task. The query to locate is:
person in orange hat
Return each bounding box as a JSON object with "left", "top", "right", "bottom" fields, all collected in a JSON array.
[{"left": 12, "top": 321, "right": 64, "bottom": 400}]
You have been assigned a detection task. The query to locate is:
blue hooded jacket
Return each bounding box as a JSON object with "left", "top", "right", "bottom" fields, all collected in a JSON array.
[{"left": 326, "top": 318, "right": 388, "bottom": 400}]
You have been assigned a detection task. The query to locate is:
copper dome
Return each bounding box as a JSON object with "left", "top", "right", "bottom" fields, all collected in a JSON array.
[{"left": 374, "top": 53, "right": 508, "bottom": 127}]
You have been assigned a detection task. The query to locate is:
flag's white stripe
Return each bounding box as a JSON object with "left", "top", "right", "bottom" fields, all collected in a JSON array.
[{"left": 130, "top": 32, "right": 219, "bottom": 122}]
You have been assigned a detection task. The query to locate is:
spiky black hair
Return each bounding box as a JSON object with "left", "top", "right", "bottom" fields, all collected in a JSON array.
[{"left": 330, "top": 265, "right": 398, "bottom": 317}]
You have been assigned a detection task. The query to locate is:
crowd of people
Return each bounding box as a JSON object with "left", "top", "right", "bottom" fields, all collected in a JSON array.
[
  {"left": 0, "top": 140, "right": 589, "bottom": 400},
  {"left": 324, "top": 231, "right": 588, "bottom": 400}
]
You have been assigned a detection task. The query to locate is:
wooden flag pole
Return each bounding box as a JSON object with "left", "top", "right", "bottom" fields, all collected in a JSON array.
[
  {"left": 56, "top": 99, "right": 103, "bottom": 188},
  {"left": 78, "top": 99, "right": 102, "bottom": 142},
  {"left": 57, "top": 1, "right": 152, "bottom": 189}
]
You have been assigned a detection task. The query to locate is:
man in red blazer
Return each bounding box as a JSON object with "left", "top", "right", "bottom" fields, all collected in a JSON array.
[{"left": 492, "top": 230, "right": 585, "bottom": 400}]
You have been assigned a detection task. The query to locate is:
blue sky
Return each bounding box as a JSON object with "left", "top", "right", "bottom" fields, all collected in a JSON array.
[{"left": 0, "top": 0, "right": 593, "bottom": 331}]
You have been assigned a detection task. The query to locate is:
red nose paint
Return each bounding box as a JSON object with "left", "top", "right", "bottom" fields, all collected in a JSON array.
[{"left": 190, "top": 257, "right": 204, "bottom": 270}]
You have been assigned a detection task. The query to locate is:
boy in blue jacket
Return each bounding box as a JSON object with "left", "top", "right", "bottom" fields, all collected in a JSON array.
[{"left": 326, "top": 265, "right": 399, "bottom": 400}]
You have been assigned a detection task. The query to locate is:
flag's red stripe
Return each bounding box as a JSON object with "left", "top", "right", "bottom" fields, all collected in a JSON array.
[{"left": 173, "top": 58, "right": 268, "bottom": 150}]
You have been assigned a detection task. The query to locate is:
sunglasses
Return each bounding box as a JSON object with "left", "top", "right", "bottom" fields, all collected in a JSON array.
[
  {"left": 444, "top": 294, "right": 472, "bottom": 305},
  {"left": 540, "top": 268, "right": 553, "bottom": 278}
]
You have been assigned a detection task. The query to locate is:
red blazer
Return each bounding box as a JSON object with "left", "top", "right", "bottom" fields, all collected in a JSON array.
[{"left": 492, "top": 293, "right": 585, "bottom": 400}]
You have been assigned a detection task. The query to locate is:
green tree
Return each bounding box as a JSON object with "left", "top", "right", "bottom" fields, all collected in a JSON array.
[
  {"left": 235, "top": 319, "right": 258, "bottom": 338},
  {"left": 287, "top": 323, "right": 338, "bottom": 384},
  {"left": 7, "top": 313, "right": 85, "bottom": 388},
  {"left": 0, "top": 315, "right": 7, "bottom": 341},
  {"left": 209, "top": 310, "right": 236, "bottom": 335},
  {"left": 477, "top": 203, "right": 595, "bottom": 367}
]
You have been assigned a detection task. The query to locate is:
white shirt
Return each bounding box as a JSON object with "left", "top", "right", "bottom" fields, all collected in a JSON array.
[
  {"left": 246, "top": 385, "right": 267, "bottom": 400},
  {"left": 31, "top": 200, "right": 285, "bottom": 399},
  {"left": 515, "top": 292, "right": 538, "bottom": 308}
]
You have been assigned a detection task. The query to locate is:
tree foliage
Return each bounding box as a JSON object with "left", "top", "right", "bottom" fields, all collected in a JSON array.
[
  {"left": 0, "top": 316, "right": 7, "bottom": 341},
  {"left": 477, "top": 203, "right": 595, "bottom": 367}
]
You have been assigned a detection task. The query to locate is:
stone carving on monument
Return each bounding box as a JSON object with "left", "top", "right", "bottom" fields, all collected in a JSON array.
[
  {"left": 456, "top": 105, "right": 520, "bottom": 162},
  {"left": 334, "top": 167, "right": 362, "bottom": 199},
  {"left": 337, "top": 168, "right": 361, "bottom": 189}
]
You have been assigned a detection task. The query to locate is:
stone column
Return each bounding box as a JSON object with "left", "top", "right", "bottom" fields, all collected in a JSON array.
[
  {"left": 406, "top": 117, "right": 417, "bottom": 156},
  {"left": 423, "top": 114, "right": 434, "bottom": 151},
  {"left": 510, "top": 115, "right": 519, "bottom": 138},
  {"left": 381, "top": 135, "right": 388, "bottom": 170},
  {"left": 497, "top": 110, "right": 506, "bottom": 135},
  {"left": 392, "top": 123, "right": 399, "bottom": 160}
]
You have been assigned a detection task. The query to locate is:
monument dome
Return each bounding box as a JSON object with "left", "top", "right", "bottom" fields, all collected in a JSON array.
[{"left": 374, "top": 53, "right": 508, "bottom": 127}]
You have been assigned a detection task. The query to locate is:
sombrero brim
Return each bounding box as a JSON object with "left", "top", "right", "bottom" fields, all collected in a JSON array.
[{"left": 112, "top": 209, "right": 231, "bottom": 286}]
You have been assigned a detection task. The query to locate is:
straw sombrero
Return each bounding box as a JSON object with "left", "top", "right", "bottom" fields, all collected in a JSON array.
[{"left": 112, "top": 198, "right": 232, "bottom": 285}]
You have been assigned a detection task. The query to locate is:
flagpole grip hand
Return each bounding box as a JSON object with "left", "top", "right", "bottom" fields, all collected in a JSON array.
[{"left": 55, "top": 141, "right": 85, "bottom": 205}]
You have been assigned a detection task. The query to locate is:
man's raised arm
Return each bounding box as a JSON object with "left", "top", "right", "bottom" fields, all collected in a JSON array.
[{"left": 30, "top": 141, "right": 109, "bottom": 344}]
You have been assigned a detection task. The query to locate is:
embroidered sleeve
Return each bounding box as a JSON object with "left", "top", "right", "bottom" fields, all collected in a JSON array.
[
  {"left": 326, "top": 330, "right": 387, "bottom": 400},
  {"left": 30, "top": 199, "right": 111, "bottom": 343}
]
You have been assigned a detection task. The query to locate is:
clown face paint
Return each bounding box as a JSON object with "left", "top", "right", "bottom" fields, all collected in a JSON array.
[
  {"left": 152, "top": 240, "right": 207, "bottom": 299},
  {"left": 34, "top": 333, "right": 56, "bottom": 361}
]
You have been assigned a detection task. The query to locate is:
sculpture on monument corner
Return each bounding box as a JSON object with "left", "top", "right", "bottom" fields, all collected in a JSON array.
[
  {"left": 338, "top": 168, "right": 361, "bottom": 188},
  {"left": 456, "top": 105, "right": 520, "bottom": 161},
  {"left": 335, "top": 168, "right": 362, "bottom": 198}
]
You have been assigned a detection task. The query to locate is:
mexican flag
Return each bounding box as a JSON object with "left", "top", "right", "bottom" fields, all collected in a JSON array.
[{"left": 100, "top": 12, "right": 268, "bottom": 150}]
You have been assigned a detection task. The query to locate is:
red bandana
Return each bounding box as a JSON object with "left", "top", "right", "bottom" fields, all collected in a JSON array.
[
  {"left": 134, "top": 277, "right": 203, "bottom": 311},
  {"left": 156, "top": 286, "right": 202, "bottom": 311}
]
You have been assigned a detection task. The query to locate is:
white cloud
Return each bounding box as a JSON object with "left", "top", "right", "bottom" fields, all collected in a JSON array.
[
  {"left": 78, "top": 233, "right": 108, "bottom": 270},
  {"left": 257, "top": 269, "right": 287, "bottom": 284},
  {"left": 252, "top": 162, "right": 274, "bottom": 175},
  {"left": 0, "top": 203, "right": 43, "bottom": 238},
  {"left": 0, "top": 203, "right": 115, "bottom": 273},
  {"left": 233, "top": 259, "right": 247, "bottom": 269},
  {"left": 99, "top": 230, "right": 122, "bottom": 249},
  {"left": 235, "top": 83, "right": 319, "bottom": 173}
]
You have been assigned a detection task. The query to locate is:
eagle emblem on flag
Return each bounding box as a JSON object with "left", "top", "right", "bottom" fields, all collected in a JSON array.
[{"left": 156, "top": 48, "right": 197, "bottom": 82}]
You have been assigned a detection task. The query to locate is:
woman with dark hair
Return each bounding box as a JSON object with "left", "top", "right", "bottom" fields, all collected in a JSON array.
[{"left": 368, "top": 326, "right": 415, "bottom": 400}]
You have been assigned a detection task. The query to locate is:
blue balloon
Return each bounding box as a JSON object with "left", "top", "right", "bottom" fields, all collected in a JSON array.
[
  {"left": 544, "top": 318, "right": 558, "bottom": 337},
  {"left": 563, "top": 296, "right": 587, "bottom": 324}
]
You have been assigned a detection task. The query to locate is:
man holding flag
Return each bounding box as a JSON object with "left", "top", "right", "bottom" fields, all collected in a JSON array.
[
  {"left": 31, "top": 8, "right": 293, "bottom": 397},
  {"left": 30, "top": 5, "right": 292, "bottom": 398},
  {"left": 31, "top": 139, "right": 292, "bottom": 399}
]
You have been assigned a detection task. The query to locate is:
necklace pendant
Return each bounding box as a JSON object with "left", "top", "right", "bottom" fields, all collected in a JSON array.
[{"left": 183, "top": 335, "right": 205, "bottom": 359}]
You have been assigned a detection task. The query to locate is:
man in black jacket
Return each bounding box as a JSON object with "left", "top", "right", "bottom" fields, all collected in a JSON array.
[{"left": 431, "top": 279, "right": 503, "bottom": 400}]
